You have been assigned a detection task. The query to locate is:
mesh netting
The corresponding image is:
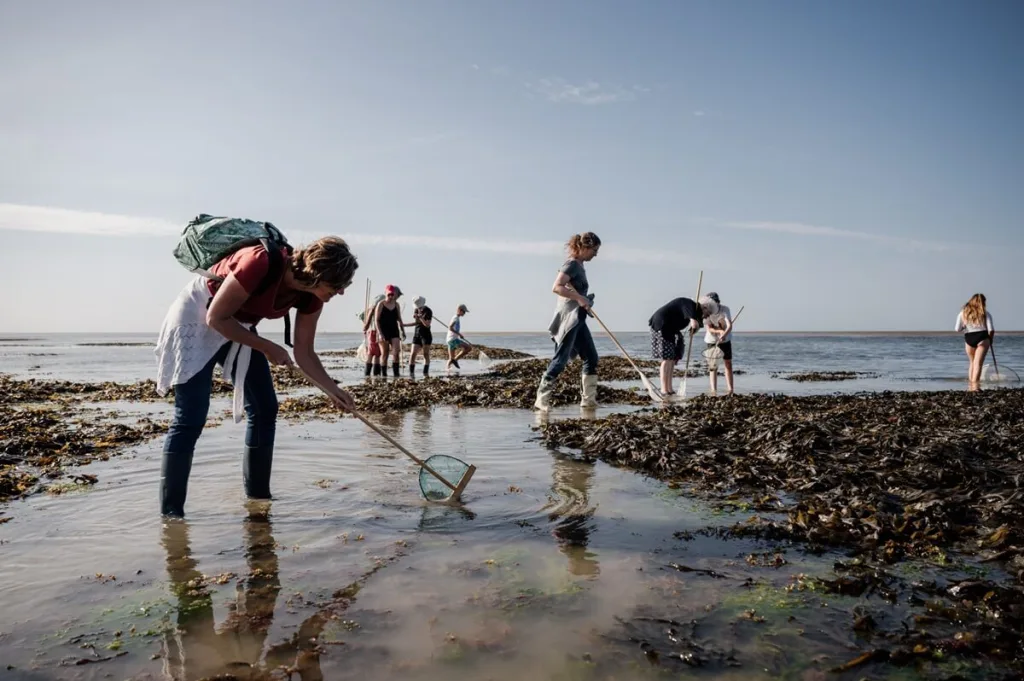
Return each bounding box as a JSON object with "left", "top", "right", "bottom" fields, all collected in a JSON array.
[
  {"left": 703, "top": 345, "right": 724, "bottom": 370},
  {"left": 982, "top": 363, "right": 1021, "bottom": 383},
  {"left": 419, "top": 454, "right": 472, "bottom": 501}
]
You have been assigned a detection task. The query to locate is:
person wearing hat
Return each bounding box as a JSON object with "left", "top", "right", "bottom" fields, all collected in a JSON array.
[
  {"left": 648, "top": 294, "right": 718, "bottom": 395},
  {"left": 373, "top": 284, "right": 406, "bottom": 377},
  {"left": 361, "top": 292, "right": 385, "bottom": 376},
  {"left": 446, "top": 304, "right": 471, "bottom": 371},
  {"left": 703, "top": 292, "right": 735, "bottom": 394},
  {"left": 404, "top": 295, "right": 434, "bottom": 377}
]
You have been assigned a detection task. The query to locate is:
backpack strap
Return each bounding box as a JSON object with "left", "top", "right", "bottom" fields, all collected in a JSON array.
[{"left": 251, "top": 237, "right": 312, "bottom": 348}]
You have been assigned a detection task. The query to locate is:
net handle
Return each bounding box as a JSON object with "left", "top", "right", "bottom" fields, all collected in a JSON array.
[
  {"left": 435, "top": 319, "right": 475, "bottom": 348},
  {"left": 349, "top": 409, "right": 457, "bottom": 492},
  {"left": 288, "top": 366, "right": 458, "bottom": 492}
]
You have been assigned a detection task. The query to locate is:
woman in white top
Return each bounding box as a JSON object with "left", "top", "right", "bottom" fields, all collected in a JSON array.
[
  {"left": 703, "top": 292, "right": 735, "bottom": 394},
  {"left": 954, "top": 293, "right": 995, "bottom": 387}
]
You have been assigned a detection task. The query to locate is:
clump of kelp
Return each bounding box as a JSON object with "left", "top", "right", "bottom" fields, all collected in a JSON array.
[
  {"left": 0, "top": 373, "right": 232, "bottom": 404},
  {"left": 319, "top": 344, "right": 533, "bottom": 362},
  {"left": 771, "top": 370, "right": 881, "bottom": 382},
  {"left": 538, "top": 389, "right": 1024, "bottom": 565},
  {"left": 490, "top": 357, "right": 745, "bottom": 382},
  {"left": 1, "top": 374, "right": 173, "bottom": 510},
  {"left": 0, "top": 403, "right": 167, "bottom": 505},
  {"left": 280, "top": 376, "right": 649, "bottom": 416},
  {"left": 539, "top": 389, "right": 1024, "bottom": 674}
]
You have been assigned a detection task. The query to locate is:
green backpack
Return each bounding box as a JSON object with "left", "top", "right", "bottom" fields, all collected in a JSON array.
[{"left": 173, "top": 213, "right": 306, "bottom": 346}]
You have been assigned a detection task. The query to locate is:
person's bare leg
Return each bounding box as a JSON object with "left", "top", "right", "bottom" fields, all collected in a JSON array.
[
  {"left": 965, "top": 343, "right": 976, "bottom": 386},
  {"left": 660, "top": 360, "right": 674, "bottom": 394},
  {"left": 409, "top": 345, "right": 421, "bottom": 375},
  {"left": 709, "top": 364, "right": 718, "bottom": 393},
  {"left": 973, "top": 341, "right": 990, "bottom": 384},
  {"left": 725, "top": 359, "right": 734, "bottom": 394}
]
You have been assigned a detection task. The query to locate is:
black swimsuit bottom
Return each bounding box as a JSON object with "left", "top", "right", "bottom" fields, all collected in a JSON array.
[{"left": 964, "top": 330, "right": 989, "bottom": 348}]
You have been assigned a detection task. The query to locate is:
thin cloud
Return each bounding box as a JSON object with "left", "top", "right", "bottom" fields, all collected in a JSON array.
[
  {"left": 724, "top": 220, "right": 953, "bottom": 253},
  {"left": 0, "top": 203, "right": 179, "bottom": 236},
  {"left": 528, "top": 77, "right": 638, "bottom": 105},
  {"left": 0, "top": 203, "right": 707, "bottom": 266}
]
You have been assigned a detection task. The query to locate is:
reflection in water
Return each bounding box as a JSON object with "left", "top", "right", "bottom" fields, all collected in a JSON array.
[
  {"left": 549, "top": 456, "right": 600, "bottom": 577},
  {"left": 159, "top": 502, "right": 324, "bottom": 680}
]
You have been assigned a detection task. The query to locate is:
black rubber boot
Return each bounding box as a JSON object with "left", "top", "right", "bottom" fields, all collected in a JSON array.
[
  {"left": 373, "top": 363, "right": 382, "bottom": 376},
  {"left": 243, "top": 445, "right": 273, "bottom": 500},
  {"left": 408, "top": 363, "right": 416, "bottom": 377},
  {"left": 160, "top": 450, "right": 194, "bottom": 517},
  {"left": 364, "top": 362, "right": 372, "bottom": 376},
  {"left": 391, "top": 362, "right": 400, "bottom": 377},
  {"left": 423, "top": 362, "right": 430, "bottom": 377}
]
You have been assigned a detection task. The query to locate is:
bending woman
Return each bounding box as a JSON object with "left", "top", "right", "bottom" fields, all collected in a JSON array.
[
  {"left": 955, "top": 293, "right": 995, "bottom": 387},
  {"left": 155, "top": 237, "right": 358, "bottom": 518},
  {"left": 534, "top": 232, "right": 602, "bottom": 411}
]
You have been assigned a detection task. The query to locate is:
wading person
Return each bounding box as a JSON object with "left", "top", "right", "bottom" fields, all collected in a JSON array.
[
  {"left": 648, "top": 294, "right": 718, "bottom": 396},
  {"left": 955, "top": 293, "right": 995, "bottom": 387},
  {"left": 373, "top": 284, "right": 406, "bottom": 377},
  {"left": 155, "top": 235, "right": 358, "bottom": 518},
  {"left": 405, "top": 296, "right": 433, "bottom": 377},
  {"left": 534, "top": 232, "right": 602, "bottom": 411},
  {"left": 361, "top": 292, "right": 385, "bottom": 376},
  {"left": 703, "top": 292, "right": 735, "bottom": 394},
  {"left": 445, "top": 304, "right": 471, "bottom": 371}
]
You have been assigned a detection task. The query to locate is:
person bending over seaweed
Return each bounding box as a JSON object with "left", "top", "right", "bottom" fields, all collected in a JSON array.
[
  {"left": 648, "top": 294, "right": 718, "bottom": 395},
  {"left": 155, "top": 237, "right": 358, "bottom": 518}
]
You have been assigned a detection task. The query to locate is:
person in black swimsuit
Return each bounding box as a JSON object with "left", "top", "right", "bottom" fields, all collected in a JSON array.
[
  {"left": 373, "top": 284, "right": 406, "bottom": 377},
  {"left": 404, "top": 296, "right": 433, "bottom": 377}
]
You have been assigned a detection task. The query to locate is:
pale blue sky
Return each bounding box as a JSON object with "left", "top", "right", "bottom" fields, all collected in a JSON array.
[{"left": 1, "top": 0, "right": 1021, "bottom": 333}]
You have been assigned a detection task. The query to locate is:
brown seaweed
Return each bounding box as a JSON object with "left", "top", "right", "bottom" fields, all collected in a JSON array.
[
  {"left": 771, "top": 370, "right": 880, "bottom": 382},
  {"left": 0, "top": 404, "right": 168, "bottom": 505},
  {"left": 490, "top": 357, "right": 745, "bottom": 382},
  {"left": 319, "top": 344, "right": 533, "bottom": 361},
  {"left": 280, "top": 375, "right": 649, "bottom": 416},
  {"left": 537, "top": 390, "right": 1024, "bottom": 564}
]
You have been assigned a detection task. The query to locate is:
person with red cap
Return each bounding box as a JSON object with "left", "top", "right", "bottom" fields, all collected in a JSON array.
[{"left": 372, "top": 284, "right": 406, "bottom": 377}]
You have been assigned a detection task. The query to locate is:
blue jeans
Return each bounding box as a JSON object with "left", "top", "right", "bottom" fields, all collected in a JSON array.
[
  {"left": 161, "top": 342, "right": 278, "bottom": 516},
  {"left": 543, "top": 313, "right": 599, "bottom": 382}
]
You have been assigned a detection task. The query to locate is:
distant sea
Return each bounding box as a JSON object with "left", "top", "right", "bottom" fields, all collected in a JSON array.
[{"left": 3, "top": 331, "right": 1021, "bottom": 396}]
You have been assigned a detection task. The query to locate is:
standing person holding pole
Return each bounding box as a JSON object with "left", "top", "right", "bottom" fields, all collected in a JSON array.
[{"left": 534, "top": 232, "right": 602, "bottom": 412}]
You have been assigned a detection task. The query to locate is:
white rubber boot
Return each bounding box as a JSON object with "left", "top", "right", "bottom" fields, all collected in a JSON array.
[
  {"left": 580, "top": 374, "right": 598, "bottom": 408},
  {"left": 534, "top": 379, "right": 554, "bottom": 411}
]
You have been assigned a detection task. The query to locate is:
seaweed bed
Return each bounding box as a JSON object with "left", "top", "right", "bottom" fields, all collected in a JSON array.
[
  {"left": 537, "top": 389, "right": 1024, "bottom": 675},
  {"left": 489, "top": 356, "right": 746, "bottom": 382},
  {"left": 319, "top": 343, "right": 533, "bottom": 361},
  {"left": 772, "top": 370, "right": 881, "bottom": 382},
  {"left": 279, "top": 376, "right": 648, "bottom": 416}
]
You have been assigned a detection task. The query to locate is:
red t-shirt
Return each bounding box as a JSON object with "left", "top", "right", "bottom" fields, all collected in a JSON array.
[{"left": 206, "top": 245, "right": 324, "bottom": 324}]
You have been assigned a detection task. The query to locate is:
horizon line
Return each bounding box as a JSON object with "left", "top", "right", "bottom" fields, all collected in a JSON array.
[{"left": 4, "top": 330, "right": 1024, "bottom": 336}]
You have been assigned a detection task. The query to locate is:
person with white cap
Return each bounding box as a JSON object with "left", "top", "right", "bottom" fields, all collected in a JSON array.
[
  {"left": 446, "top": 304, "right": 471, "bottom": 371},
  {"left": 703, "top": 292, "right": 735, "bottom": 394},
  {"left": 404, "top": 295, "right": 434, "bottom": 377}
]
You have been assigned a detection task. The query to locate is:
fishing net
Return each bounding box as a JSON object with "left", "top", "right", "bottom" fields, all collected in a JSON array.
[
  {"left": 419, "top": 454, "right": 472, "bottom": 501},
  {"left": 702, "top": 344, "right": 724, "bottom": 371},
  {"left": 477, "top": 348, "right": 492, "bottom": 368},
  {"left": 982, "top": 363, "right": 1021, "bottom": 383}
]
